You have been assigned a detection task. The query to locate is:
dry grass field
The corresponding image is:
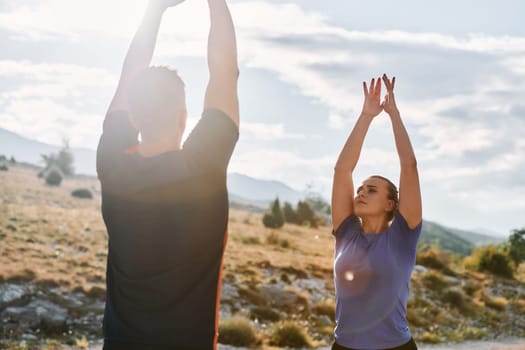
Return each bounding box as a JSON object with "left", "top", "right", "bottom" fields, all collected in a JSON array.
[{"left": 1, "top": 163, "right": 524, "bottom": 349}]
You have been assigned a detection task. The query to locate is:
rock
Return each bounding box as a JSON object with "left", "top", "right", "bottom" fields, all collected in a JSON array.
[
  {"left": 413, "top": 265, "right": 427, "bottom": 275},
  {"left": 0, "top": 284, "right": 28, "bottom": 308},
  {"left": 221, "top": 282, "right": 239, "bottom": 301},
  {"left": 3, "top": 299, "right": 68, "bottom": 333}
]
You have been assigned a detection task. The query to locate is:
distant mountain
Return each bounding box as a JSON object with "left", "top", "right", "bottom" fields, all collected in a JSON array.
[
  {"left": 419, "top": 220, "right": 506, "bottom": 256},
  {"left": 227, "top": 173, "right": 306, "bottom": 206},
  {"left": 0, "top": 127, "right": 307, "bottom": 204},
  {"left": 0, "top": 128, "right": 96, "bottom": 176}
]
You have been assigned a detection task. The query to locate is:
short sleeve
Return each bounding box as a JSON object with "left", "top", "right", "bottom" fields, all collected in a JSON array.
[
  {"left": 390, "top": 211, "right": 423, "bottom": 251},
  {"left": 96, "top": 110, "right": 138, "bottom": 180},
  {"left": 182, "top": 108, "right": 239, "bottom": 173},
  {"left": 333, "top": 215, "right": 361, "bottom": 252}
]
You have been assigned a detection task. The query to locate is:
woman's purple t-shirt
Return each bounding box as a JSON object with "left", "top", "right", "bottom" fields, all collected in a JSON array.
[{"left": 333, "top": 212, "right": 422, "bottom": 349}]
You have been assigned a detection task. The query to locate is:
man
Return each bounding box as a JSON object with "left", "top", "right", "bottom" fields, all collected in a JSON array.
[{"left": 96, "top": 0, "right": 239, "bottom": 348}]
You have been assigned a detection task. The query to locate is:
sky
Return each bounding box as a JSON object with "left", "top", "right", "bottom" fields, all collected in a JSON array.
[{"left": 0, "top": 0, "right": 524, "bottom": 236}]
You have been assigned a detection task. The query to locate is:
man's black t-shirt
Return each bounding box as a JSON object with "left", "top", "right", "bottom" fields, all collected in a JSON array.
[{"left": 96, "top": 108, "right": 238, "bottom": 349}]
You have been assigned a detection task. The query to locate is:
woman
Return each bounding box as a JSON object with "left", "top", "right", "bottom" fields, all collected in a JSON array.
[{"left": 331, "top": 74, "right": 422, "bottom": 350}]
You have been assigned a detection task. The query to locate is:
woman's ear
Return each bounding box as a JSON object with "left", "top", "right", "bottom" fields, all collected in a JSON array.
[{"left": 385, "top": 199, "right": 395, "bottom": 212}]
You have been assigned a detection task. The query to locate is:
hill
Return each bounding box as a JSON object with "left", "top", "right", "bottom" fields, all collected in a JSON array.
[{"left": 419, "top": 221, "right": 506, "bottom": 256}]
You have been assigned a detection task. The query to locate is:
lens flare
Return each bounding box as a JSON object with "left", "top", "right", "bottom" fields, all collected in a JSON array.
[{"left": 344, "top": 271, "right": 354, "bottom": 281}]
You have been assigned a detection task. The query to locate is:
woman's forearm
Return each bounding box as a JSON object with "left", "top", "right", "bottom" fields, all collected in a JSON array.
[
  {"left": 335, "top": 113, "right": 374, "bottom": 173},
  {"left": 389, "top": 111, "right": 417, "bottom": 167}
]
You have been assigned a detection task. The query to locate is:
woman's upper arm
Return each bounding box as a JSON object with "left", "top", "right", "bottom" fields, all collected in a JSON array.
[
  {"left": 331, "top": 169, "right": 354, "bottom": 232},
  {"left": 398, "top": 162, "right": 422, "bottom": 230}
]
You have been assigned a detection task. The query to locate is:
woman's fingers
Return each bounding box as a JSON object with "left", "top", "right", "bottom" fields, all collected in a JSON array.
[{"left": 375, "top": 76, "right": 381, "bottom": 96}]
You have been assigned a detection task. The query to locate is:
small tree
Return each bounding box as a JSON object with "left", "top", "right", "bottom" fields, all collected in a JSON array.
[
  {"left": 262, "top": 198, "right": 285, "bottom": 229},
  {"left": 40, "top": 140, "right": 75, "bottom": 177},
  {"left": 283, "top": 202, "right": 298, "bottom": 224},
  {"left": 508, "top": 228, "right": 525, "bottom": 267},
  {"left": 9, "top": 156, "right": 16, "bottom": 164},
  {"left": 56, "top": 140, "right": 74, "bottom": 176},
  {"left": 296, "top": 201, "right": 317, "bottom": 228}
]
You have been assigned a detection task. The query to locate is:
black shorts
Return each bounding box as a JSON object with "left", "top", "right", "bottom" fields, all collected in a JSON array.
[{"left": 332, "top": 337, "right": 418, "bottom": 350}]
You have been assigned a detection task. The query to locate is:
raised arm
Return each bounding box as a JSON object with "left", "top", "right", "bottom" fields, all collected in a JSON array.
[
  {"left": 106, "top": 0, "right": 185, "bottom": 114},
  {"left": 382, "top": 74, "right": 422, "bottom": 229},
  {"left": 331, "top": 77, "right": 383, "bottom": 231},
  {"left": 204, "top": 0, "right": 239, "bottom": 126}
]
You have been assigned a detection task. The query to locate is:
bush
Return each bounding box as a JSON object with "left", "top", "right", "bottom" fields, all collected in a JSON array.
[
  {"left": 0, "top": 163, "right": 8, "bottom": 171},
  {"left": 45, "top": 167, "right": 63, "bottom": 186},
  {"left": 470, "top": 245, "right": 514, "bottom": 278},
  {"left": 250, "top": 306, "right": 280, "bottom": 322},
  {"left": 263, "top": 213, "right": 282, "bottom": 229},
  {"left": 270, "top": 321, "right": 312, "bottom": 348},
  {"left": 421, "top": 270, "right": 448, "bottom": 291},
  {"left": 416, "top": 247, "right": 452, "bottom": 273},
  {"left": 314, "top": 298, "right": 336, "bottom": 321},
  {"left": 442, "top": 287, "right": 465, "bottom": 308},
  {"left": 218, "top": 317, "right": 257, "bottom": 347},
  {"left": 462, "top": 280, "right": 481, "bottom": 296},
  {"left": 71, "top": 188, "right": 93, "bottom": 199}
]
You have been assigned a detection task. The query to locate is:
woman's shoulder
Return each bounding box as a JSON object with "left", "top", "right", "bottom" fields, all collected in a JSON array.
[{"left": 333, "top": 214, "right": 361, "bottom": 238}]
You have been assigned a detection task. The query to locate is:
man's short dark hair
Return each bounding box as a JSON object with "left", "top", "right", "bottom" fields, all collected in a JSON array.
[{"left": 127, "top": 66, "right": 186, "bottom": 134}]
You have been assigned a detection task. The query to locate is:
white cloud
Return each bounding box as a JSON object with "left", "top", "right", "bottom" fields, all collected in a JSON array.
[
  {"left": 241, "top": 122, "right": 305, "bottom": 141},
  {"left": 0, "top": 60, "right": 115, "bottom": 148},
  {"left": 0, "top": 98, "right": 102, "bottom": 148},
  {"left": 328, "top": 114, "right": 349, "bottom": 130},
  {"left": 229, "top": 149, "right": 334, "bottom": 192}
]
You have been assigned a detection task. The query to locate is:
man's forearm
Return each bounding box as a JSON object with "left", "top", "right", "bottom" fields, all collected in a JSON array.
[{"left": 207, "top": 0, "right": 238, "bottom": 76}]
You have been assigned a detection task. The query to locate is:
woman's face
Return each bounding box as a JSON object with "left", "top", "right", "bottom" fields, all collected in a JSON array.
[{"left": 354, "top": 177, "right": 394, "bottom": 219}]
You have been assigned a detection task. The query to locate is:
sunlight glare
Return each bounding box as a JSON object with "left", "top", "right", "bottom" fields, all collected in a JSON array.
[{"left": 344, "top": 271, "right": 354, "bottom": 281}]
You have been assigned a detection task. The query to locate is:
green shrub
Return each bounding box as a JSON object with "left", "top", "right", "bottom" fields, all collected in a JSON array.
[
  {"left": 250, "top": 306, "right": 280, "bottom": 322},
  {"left": 45, "top": 167, "right": 63, "bottom": 186},
  {"left": 421, "top": 270, "right": 448, "bottom": 291},
  {"left": 71, "top": 188, "right": 93, "bottom": 199},
  {"left": 263, "top": 213, "right": 282, "bottom": 228},
  {"left": 416, "top": 247, "right": 451, "bottom": 272},
  {"left": 462, "top": 280, "right": 481, "bottom": 296},
  {"left": 0, "top": 163, "right": 8, "bottom": 171},
  {"left": 218, "top": 317, "right": 257, "bottom": 347},
  {"left": 270, "top": 321, "right": 312, "bottom": 348},
  {"left": 471, "top": 246, "right": 514, "bottom": 278},
  {"left": 442, "top": 287, "right": 465, "bottom": 308}
]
